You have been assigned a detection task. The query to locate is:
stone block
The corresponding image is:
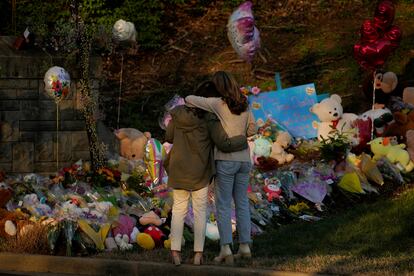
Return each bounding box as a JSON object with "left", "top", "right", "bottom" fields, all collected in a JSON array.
[
  {"left": 21, "top": 100, "right": 40, "bottom": 120},
  {"left": 72, "top": 131, "right": 89, "bottom": 151},
  {"left": 58, "top": 132, "right": 72, "bottom": 162},
  {"left": 61, "top": 120, "right": 86, "bottom": 131},
  {"left": 0, "top": 100, "right": 19, "bottom": 111},
  {"left": 73, "top": 150, "right": 90, "bottom": 161},
  {"left": 0, "top": 143, "right": 12, "bottom": 162},
  {"left": 29, "top": 79, "right": 38, "bottom": 89},
  {"left": 14, "top": 79, "right": 30, "bottom": 89},
  {"left": 1, "top": 111, "right": 19, "bottom": 142},
  {"left": 35, "top": 162, "right": 72, "bottom": 173},
  {"left": 17, "top": 89, "right": 38, "bottom": 99},
  {"left": 20, "top": 132, "right": 35, "bottom": 142},
  {"left": 0, "top": 163, "right": 12, "bottom": 172},
  {"left": 0, "top": 89, "right": 17, "bottom": 99},
  {"left": 12, "top": 142, "right": 34, "bottom": 172},
  {"left": 38, "top": 81, "right": 49, "bottom": 100},
  {"left": 20, "top": 120, "right": 84, "bottom": 131},
  {"left": 38, "top": 101, "right": 55, "bottom": 120},
  {"left": 20, "top": 121, "right": 55, "bottom": 131},
  {"left": 0, "top": 79, "right": 11, "bottom": 88},
  {"left": 38, "top": 100, "right": 74, "bottom": 120},
  {"left": 35, "top": 132, "right": 55, "bottom": 162}
]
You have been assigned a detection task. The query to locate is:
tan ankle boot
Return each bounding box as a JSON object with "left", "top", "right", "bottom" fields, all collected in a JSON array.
[
  {"left": 234, "top": 243, "right": 251, "bottom": 259},
  {"left": 213, "top": 245, "right": 233, "bottom": 265}
]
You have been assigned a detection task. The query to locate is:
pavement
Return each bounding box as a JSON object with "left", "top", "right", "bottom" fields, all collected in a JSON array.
[{"left": 0, "top": 253, "right": 319, "bottom": 276}]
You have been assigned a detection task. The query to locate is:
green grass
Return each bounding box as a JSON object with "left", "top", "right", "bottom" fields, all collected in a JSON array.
[
  {"left": 96, "top": 188, "right": 414, "bottom": 274},
  {"left": 248, "top": 188, "right": 414, "bottom": 273}
]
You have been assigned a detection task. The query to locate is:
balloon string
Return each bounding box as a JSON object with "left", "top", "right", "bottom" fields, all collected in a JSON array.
[
  {"left": 371, "top": 70, "right": 376, "bottom": 140},
  {"left": 56, "top": 103, "right": 59, "bottom": 172},
  {"left": 117, "top": 54, "right": 124, "bottom": 129}
]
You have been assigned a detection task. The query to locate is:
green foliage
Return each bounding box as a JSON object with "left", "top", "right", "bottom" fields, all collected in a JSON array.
[
  {"left": 6, "top": 0, "right": 190, "bottom": 50},
  {"left": 319, "top": 129, "right": 352, "bottom": 162},
  {"left": 126, "top": 170, "right": 152, "bottom": 197}
]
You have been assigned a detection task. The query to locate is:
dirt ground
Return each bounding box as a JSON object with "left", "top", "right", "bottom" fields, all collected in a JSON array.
[{"left": 99, "top": 1, "right": 414, "bottom": 139}]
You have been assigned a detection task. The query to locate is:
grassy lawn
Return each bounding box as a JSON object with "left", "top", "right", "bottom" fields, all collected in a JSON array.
[
  {"left": 248, "top": 188, "right": 414, "bottom": 274},
  {"left": 96, "top": 188, "right": 414, "bottom": 274}
]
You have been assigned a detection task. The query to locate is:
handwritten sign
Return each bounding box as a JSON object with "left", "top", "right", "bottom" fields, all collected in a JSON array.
[{"left": 249, "top": 83, "right": 319, "bottom": 139}]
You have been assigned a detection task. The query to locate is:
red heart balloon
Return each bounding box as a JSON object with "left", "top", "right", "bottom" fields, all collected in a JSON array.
[
  {"left": 354, "top": 38, "right": 394, "bottom": 70},
  {"left": 354, "top": 0, "right": 401, "bottom": 71},
  {"left": 384, "top": 25, "right": 402, "bottom": 45},
  {"left": 360, "top": 20, "right": 380, "bottom": 42},
  {"left": 373, "top": 0, "right": 395, "bottom": 31}
]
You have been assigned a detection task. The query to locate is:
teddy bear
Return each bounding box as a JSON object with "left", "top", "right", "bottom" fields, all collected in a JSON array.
[
  {"left": 311, "top": 94, "right": 358, "bottom": 141},
  {"left": 369, "top": 137, "right": 414, "bottom": 172},
  {"left": 270, "top": 131, "right": 294, "bottom": 165},
  {"left": 114, "top": 128, "right": 151, "bottom": 160},
  {"left": 384, "top": 110, "right": 414, "bottom": 142}
]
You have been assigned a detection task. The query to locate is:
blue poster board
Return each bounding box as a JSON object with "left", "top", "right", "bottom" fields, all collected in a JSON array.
[{"left": 248, "top": 77, "right": 319, "bottom": 139}]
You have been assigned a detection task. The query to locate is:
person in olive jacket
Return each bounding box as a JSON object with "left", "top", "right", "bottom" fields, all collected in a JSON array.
[{"left": 165, "top": 81, "right": 248, "bottom": 266}]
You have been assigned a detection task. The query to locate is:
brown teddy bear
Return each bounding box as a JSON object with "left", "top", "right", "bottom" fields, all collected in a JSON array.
[
  {"left": 114, "top": 128, "right": 151, "bottom": 160},
  {"left": 384, "top": 110, "right": 414, "bottom": 142}
]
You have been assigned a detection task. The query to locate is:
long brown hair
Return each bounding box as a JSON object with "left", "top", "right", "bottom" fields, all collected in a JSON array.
[
  {"left": 188, "top": 80, "right": 221, "bottom": 118},
  {"left": 211, "top": 71, "right": 248, "bottom": 115}
]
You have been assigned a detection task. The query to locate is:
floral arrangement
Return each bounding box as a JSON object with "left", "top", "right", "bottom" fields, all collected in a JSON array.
[
  {"left": 240, "top": 86, "right": 261, "bottom": 96},
  {"left": 52, "top": 164, "right": 83, "bottom": 188},
  {"left": 94, "top": 167, "right": 122, "bottom": 187}
]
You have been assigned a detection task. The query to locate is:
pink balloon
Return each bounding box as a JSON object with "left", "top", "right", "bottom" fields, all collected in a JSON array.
[{"left": 227, "top": 1, "right": 260, "bottom": 62}]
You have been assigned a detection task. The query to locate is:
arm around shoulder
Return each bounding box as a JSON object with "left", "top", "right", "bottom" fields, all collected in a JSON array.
[
  {"left": 185, "top": 96, "right": 218, "bottom": 113},
  {"left": 206, "top": 114, "right": 248, "bottom": 153}
]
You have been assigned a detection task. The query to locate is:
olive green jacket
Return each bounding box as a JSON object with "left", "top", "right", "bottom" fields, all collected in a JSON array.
[{"left": 165, "top": 106, "right": 247, "bottom": 191}]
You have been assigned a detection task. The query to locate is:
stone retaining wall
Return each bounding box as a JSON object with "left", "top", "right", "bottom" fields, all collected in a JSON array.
[{"left": 0, "top": 37, "right": 101, "bottom": 174}]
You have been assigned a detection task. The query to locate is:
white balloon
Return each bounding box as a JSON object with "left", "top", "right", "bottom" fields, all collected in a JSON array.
[
  {"left": 43, "top": 66, "right": 71, "bottom": 102},
  {"left": 112, "top": 19, "right": 137, "bottom": 42}
]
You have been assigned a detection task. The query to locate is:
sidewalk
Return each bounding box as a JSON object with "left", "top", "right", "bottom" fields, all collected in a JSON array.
[{"left": 0, "top": 253, "right": 317, "bottom": 276}]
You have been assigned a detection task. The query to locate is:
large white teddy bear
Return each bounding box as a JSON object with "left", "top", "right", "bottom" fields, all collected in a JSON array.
[{"left": 311, "top": 94, "right": 358, "bottom": 141}]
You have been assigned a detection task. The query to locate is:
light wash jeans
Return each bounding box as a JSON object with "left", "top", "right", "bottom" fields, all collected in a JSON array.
[
  {"left": 215, "top": 160, "right": 252, "bottom": 246},
  {"left": 171, "top": 186, "right": 208, "bottom": 252}
]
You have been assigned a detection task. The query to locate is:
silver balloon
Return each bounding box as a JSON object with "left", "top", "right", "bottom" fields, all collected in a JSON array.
[
  {"left": 43, "top": 66, "right": 71, "bottom": 103},
  {"left": 227, "top": 1, "right": 260, "bottom": 62},
  {"left": 112, "top": 19, "right": 137, "bottom": 42}
]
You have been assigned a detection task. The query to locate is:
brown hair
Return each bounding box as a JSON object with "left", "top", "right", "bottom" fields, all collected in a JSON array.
[
  {"left": 211, "top": 71, "right": 248, "bottom": 115},
  {"left": 188, "top": 80, "right": 221, "bottom": 118}
]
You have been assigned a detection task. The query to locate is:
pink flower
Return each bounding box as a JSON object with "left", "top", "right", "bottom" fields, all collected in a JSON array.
[{"left": 251, "top": 86, "right": 261, "bottom": 95}]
